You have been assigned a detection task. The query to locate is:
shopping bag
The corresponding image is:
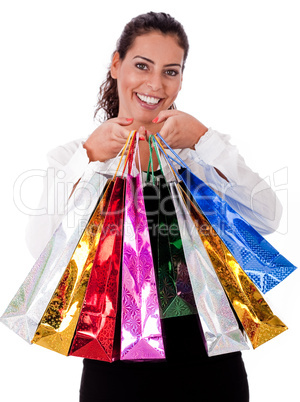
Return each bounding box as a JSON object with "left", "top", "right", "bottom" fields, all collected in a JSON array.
[
  {"left": 178, "top": 185, "right": 288, "bottom": 348},
  {"left": 144, "top": 139, "right": 196, "bottom": 319},
  {"left": 170, "top": 181, "right": 249, "bottom": 356},
  {"left": 121, "top": 173, "right": 165, "bottom": 360},
  {"left": 153, "top": 133, "right": 296, "bottom": 294},
  {"left": 68, "top": 132, "right": 138, "bottom": 361},
  {"left": 120, "top": 137, "right": 165, "bottom": 360},
  {"left": 31, "top": 179, "right": 114, "bottom": 355},
  {"left": 157, "top": 178, "right": 197, "bottom": 318},
  {"left": 69, "top": 177, "right": 125, "bottom": 361},
  {"left": 0, "top": 168, "right": 106, "bottom": 343},
  {"left": 143, "top": 179, "right": 160, "bottom": 267}
]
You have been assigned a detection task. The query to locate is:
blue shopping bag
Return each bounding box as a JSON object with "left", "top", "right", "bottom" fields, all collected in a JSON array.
[{"left": 153, "top": 133, "right": 296, "bottom": 293}]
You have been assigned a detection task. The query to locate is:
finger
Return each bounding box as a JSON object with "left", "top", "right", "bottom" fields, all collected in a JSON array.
[
  {"left": 157, "top": 123, "right": 171, "bottom": 143},
  {"left": 111, "top": 127, "right": 132, "bottom": 144},
  {"left": 137, "top": 126, "right": 146, "bottom": 141},
  {"left": 144, "top": 129, "right": 153, "bottom": 141},
  {"left": 152, "top": 109, "right": 179, "bottom": 124},
  {"left": 113, "top": 116, "right": 134, "bottom": 126}
]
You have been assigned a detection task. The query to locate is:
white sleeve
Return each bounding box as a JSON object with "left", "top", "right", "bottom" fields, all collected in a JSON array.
[
  {"left": 25, "top": 139, "right": 91, "bottom": 259},
  {"left": 187, "top": 128, "right": 282, "bottom": 235}
]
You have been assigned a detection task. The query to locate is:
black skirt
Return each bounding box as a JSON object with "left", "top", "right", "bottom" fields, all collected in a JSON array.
[{"left": 79, "top": 176, "right": 249, "bottom": 402}]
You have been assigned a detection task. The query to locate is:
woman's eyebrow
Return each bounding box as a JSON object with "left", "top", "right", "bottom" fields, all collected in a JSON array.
[{"left": 133, "top": 55, "right": 182, "bottom": 68}]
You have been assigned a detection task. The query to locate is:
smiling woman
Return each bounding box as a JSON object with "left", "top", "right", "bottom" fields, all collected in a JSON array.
[
  {"left": 110, "top": 33, "right": 183, "bottom": 129},
  {"left": 25, "top": 11, "right": 284, "bottom": 402},
  {"left": 83, "top": 15, "right": 201, "bottom": 168}
]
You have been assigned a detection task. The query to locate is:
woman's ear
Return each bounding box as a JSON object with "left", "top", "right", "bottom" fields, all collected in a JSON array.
[{"left": 110, "top": 51, "right": 120, "bottom": 79}]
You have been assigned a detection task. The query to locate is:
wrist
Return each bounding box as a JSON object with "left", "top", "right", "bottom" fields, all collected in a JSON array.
[
  {"left": 83, "top": 140, "right": 94, "bottom": 162},
  {"left": 190, "top": 121, "right": 208, "bottom": 150}
]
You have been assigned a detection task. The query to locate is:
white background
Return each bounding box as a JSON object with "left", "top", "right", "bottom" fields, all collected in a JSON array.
[{"left": 0, "top": 1, "right": 299, "bottom": 401}]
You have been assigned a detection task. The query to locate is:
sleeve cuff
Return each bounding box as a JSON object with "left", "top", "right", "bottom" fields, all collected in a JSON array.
[
  {"left": 65, "top": 142, "right": 90, "bottom": 181},
  {"left": 194, "top": 127, "right": 228, "bottom": 164}
]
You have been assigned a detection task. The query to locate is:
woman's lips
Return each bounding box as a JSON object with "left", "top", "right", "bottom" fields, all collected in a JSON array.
[{"left": 134, "top": 92, "right": 163, "bottom": 110}]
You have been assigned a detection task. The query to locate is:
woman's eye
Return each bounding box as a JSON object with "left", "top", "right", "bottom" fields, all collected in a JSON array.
[
  {"left": 136, "top": 63, "right": 148, "bottom": 70},
  {"left": 165, "top": 69, "right": 179, "bottom": 77}
]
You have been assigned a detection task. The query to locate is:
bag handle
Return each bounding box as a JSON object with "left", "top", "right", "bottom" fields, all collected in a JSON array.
[
  {"left": 145, "top": 132, "right": 192, "bottom": 184},
  {"left": 113, "top": 130, "right": 137, "bottom": 180},
  {"left": 155, "top": 132, "right": 191, "bottom": 173},
  {"left": 151, "top": 134, "right": 182, "bottom": 182},
  {"left": 146, "top": 135, "right": 165, "bottom": 184},
  {"left": 132, "top": 132, "right": 142, "bottom": 176},
  {"left": 123, "top": 131, "right": 137, "bottom": 176}
]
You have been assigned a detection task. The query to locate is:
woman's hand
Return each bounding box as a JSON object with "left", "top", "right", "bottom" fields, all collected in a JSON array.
[
  {"left": 152, "top": 110, "right": 228, "bottom": 181},
  {"left": 83, "top": 117, "right": 135, "bottom": 162},
  {"left": 151, "top": 110, "right": 208, "bottom": 149}
]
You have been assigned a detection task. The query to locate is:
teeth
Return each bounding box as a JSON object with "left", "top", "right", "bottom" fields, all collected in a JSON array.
[{"left": 137, "top": 93, "right": 160, "bottom": 105}]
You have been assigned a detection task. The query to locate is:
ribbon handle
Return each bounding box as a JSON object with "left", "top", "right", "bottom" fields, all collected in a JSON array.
[
  {"left": 155, "top": 132, "right": 191, "bottom": 172},
  {"left": 146, "top": 132, "right": 193, "bottom": 184},
  {"left": 113, "top": 131, "right": 137, "bottom": 180},
  {"left": 146, "top": 135, "right": 165, "bottom": 184},
  {"left": 151, "top": 134, "right": 181, "bottom": 182}
]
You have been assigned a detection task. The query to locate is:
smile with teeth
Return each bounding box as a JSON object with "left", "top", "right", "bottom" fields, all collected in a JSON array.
[{"left": 136, "top": 93, "right": 162, "bottom": 105}]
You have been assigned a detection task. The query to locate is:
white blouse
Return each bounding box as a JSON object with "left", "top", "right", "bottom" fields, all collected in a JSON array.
[{"left": 26, "top": 127, "right": 282, "bottom": 259}]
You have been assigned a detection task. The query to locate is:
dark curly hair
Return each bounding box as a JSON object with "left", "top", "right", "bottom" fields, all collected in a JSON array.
[{"left": 94, "top": 12, "right": 189, "bottom": 121}]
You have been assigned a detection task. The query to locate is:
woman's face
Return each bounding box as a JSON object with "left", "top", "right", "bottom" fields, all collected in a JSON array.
[{"left": 111, "top": 32, "right": 184, "bottom": 126}]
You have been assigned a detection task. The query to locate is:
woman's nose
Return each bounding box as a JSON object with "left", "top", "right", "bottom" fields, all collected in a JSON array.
[{"left": 146, "top": 73, "right": 163, "bottom": 92}]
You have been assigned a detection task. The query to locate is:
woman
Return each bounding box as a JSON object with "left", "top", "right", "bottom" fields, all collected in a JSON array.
[{"left": 27, "top": 12, "right": 282, "bottom": 402}]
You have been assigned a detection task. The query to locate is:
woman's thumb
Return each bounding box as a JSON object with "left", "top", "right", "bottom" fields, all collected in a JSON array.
[
  {"left": 152, "top": 109, "right": 178, "bottom": 124},
  {"left": 117, "top": 117, "right": 134, "bottom": 126}
]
